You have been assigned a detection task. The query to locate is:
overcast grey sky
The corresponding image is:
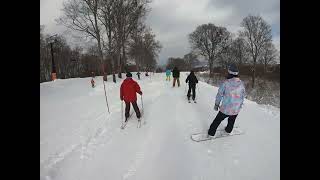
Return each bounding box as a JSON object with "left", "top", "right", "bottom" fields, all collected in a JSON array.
[{"left": 40, "top": 0, "right": 280, "bottom": 65}]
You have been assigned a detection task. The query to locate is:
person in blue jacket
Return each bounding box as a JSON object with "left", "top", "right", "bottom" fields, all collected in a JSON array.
[{"left": 165, "top": 69, "right": 171, "bottom": 81}]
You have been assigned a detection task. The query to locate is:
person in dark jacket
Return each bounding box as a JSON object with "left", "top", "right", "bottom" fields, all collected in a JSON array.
[
  {"left": 137, "top": 72, "right": 141, "bottom": 80},
  {"left": 172, "top": 67, "right": 180, "bottom": 87},
  {"left": 120, "top": 72, "right": 143, "bottom": 122},
  {"left": 91, "top": 77, "right": 95, "bottom": 88},
  {"left": 185, "top": 70, "right": 198, "bottom": 102}
]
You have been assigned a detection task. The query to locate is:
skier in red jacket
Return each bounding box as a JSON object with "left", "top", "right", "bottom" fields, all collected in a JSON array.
[{"left": 120, "top": 72, "right": 143, "bottom": 122}]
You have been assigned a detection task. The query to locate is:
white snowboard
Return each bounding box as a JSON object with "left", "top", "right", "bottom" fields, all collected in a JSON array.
[{"left": 191, "top": 128, "right": 244, "bottom": 142}]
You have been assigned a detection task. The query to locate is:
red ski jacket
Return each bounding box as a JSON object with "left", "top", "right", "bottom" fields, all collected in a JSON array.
[{"left": 120, "top": 78, "right": 142, "bottom": 102}]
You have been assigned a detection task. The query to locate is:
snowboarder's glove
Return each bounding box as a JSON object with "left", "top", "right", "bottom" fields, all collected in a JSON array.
[
  {"left": 138, "top": 91, "right": 143, "bottom": 95},
  {"left": 214, "top": 104, "right": 219, "bottom": 111}
]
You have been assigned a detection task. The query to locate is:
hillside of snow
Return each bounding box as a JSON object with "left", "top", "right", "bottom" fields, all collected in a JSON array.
[{"left": 40, "top": 72, "right": 280, "bottom": 180}]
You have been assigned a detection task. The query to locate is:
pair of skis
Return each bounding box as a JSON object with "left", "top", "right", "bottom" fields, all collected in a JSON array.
[
  {"left": 121, "top": 118, "right": 144, "bottom": 129},
  {"left": 121, "top": 112, "right": 145, "bottom": 129},
  {"left": 188, "top": 99, "right": 197, "bottom": 103},
  {"left": 137, "top": 111, "right": 146, "bottom": 128}
]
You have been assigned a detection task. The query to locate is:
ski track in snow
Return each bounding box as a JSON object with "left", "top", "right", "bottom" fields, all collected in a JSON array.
[
  {"left": 40, "top": 73, "right": 280, "bottom": 180},
  {"left": 41, "top": 74, "right": 165, "bottom": 179}
]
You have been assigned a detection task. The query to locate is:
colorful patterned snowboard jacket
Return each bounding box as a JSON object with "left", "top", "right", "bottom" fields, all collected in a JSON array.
[{"left": 215, "top": 77, "right": 246, "bottom": 115}]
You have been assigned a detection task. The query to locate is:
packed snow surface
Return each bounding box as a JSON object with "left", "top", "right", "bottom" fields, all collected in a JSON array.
[{"left": 40, "top": 72, "right": 279, "bottom": 180}]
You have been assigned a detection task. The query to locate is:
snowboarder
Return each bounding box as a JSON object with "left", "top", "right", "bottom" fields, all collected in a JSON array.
[
  {"left": 207, "top": 64, "right": 245, "bottom": 137},
  {"left": 165, "top": 69, "right": 171, "bottom": 81},
  {"left": 185, "top": 70, "right": 198, "bottom": 102},
  {"left": 91, "top": 77, "right": 95, "bottom": 88},
  {"left": 137, "top": 72, "right": 141, "bottom": 80},
  {"left": 120, "top": 72, "right": 143, "bottom": 122},
  {"left": 172, "top": 67, "right": 180, "bottom": 87}
]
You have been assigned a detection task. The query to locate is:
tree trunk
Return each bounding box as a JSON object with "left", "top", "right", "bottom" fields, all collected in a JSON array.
[
  {"left": 252, "top": 58, "right": 256, "bottom": 88},
  {"left": 118, "top": 54, "right": 122, "bottom": 78},
  {"left": 209, "top": 57, "right": 213, "bottom": 77},
  {"left": 264, "top": 59, "right": 267, "bottom": 75},
  {"left": 109, "top": 57, "right": 116, "bottom": 83},
  {"left": 116, "top": 38, "right": 122, "bottom": 78},
  {"left": 122, "top": 42, "right": 126, "bottom": 72},
  {"left": 96, "top": 25, "right": 106, "bottom": 81},
  {"left": 238, "top": 51, "right": 242, "bottom": 67},
  {"left": 122, "top": 33, "right": 126, "bottom": 68}
]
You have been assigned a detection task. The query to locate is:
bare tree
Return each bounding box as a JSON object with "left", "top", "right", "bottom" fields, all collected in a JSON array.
[
  {"left": 216, "top": 44, "right": 235, "bottom": 69},
  {"left": 216, "top": 36, "right": 249, "bottom": 70},
  {"left": 259, "top": 42, "right": 278, "bottom": 74},
  {"left": 189, "top": 23, "right": 231, "bottom": 76},
  {"left": 98, "top": 0, "right": 117, "bottom": 79},
  {"left": 127, "top": 23, "right": 146, "bottom": 71},
  {"left": 40, "top": 25, "right": 52, "bottom": 82},
  {"left": 183, "top": 52, "right": 199, "bottom": 70},
  {"left": 239, "top": 15, "right": 272, "bottom": 88},
  {"left": 58, "top": 0, "right": 110, "bottom": 113},
  {"left": 58, "top": 0, "right": 104, "bottom": 63},
  {"left": 52, "top": 35, "right": 71, "bottom": 79},
  {"left": 142, "top": 29, "right": 161, "bottom": 71},
  {"left": 128, "top": 27, "right": 161, "bottom": 71},
  {"left": 70, "top": 46, "right": 83, "bottom": 77},
  {"left": 166, "top": 57, "right": 187, "bottom": 71},
  {"left": 231, "top": 37, "right": 248, "bottom": 67},
  {"left": 112, "top": 0, "right": 150, "bottom": 78},
  {"left": 41, "top": 26, "right": 88, "bottom": 82}
]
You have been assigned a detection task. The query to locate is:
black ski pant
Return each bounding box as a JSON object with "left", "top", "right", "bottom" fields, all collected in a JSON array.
[
  {"left": 208, "top": 111, "right": 237, "bottom": 136},
  {"left": 173, "top": 78, "right": 180, "bottom": 87},
  {"left": 187, "top": 84, "right": 196, "bottom": 100},
  {"left": 125, "top": 101, "right": 141, "bottom": 120}
]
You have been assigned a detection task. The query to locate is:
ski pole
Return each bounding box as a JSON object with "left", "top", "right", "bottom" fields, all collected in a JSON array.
[
  {"left": 140, "top": 95, "right": 146, "bottom": 125},
  {"left": 121, "top": 100, "right": 124, "bottom": 122},
  {"left": 196, "top": 85, "right": 199, "bottom": 101},
  {"left": 101, "top": 64, "right": 110, "bottom": 114},
  {"left": 102, "top": 79, "right": 110, "bottom": 114},
  {"left": 140, "top": 95, "right": 144, "bottom": 115},
  {"left": 184, "top": 83, "right": 187, "bottom": 93}
]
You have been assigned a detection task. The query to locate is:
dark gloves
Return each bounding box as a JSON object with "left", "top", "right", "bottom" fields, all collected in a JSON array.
[
  {"left": 214, "top": 104, "right": 219, "bottom": 111},
  {"left": 138, "top": 91, "right": 143, "bottom": 95}
]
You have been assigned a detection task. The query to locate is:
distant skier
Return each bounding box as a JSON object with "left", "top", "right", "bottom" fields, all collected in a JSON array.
[
  {"left": 172, "top": 67, "right": 180, "bottom": 87},
  {"left": 207, "top": 64, "right": 245, "bottom": 137},
  {"left": 185, "top": 70, "right": 198, "bottom": 103},
  {"left": 165, "top": 69, "right": 171, "bottom": 81},
  {"left": 120, "top": 72, "right": 143, "bottom": 122},
  {"left": 112, "top": 72, "right": 116, "bottom": 83},
  {"left": 145, "top": 71, "right": 149, "bottom": 76},
  {"left": 91, "top": 77, "right": 95, "bottom": 88},
  {"left": 137, "top": 72, "right": 141, "bottom": 80}
]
